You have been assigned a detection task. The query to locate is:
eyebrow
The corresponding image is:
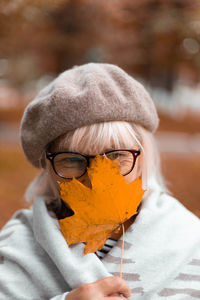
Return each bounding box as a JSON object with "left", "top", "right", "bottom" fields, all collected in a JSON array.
[{"left": 101, "top": 147, "right": 116, "bottom": 153}]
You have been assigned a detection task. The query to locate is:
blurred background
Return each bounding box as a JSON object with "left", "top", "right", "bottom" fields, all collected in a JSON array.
[{"left": 0, "top": 0, "right": 200, "bottom": 228}]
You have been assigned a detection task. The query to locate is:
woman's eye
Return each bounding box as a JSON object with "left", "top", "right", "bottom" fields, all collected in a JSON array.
[
  {"left": 60, "top": 157, "right": 84, "bottom": 164},
  {"left": 69, "top": 157, "right": 82, "bottom": 162},
  {"left": 68, "top": 158, "right": 85, "bottom": 164},
  {"left": 107, "top": 153, "right": 120, "bottom": 160}
]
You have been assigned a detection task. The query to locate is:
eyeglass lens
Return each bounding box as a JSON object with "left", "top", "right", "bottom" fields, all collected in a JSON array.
[{"left": 53, "top": 151, "right": 135, "bottom": 178}]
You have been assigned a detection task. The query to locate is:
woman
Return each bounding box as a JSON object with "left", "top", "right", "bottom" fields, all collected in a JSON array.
[{"left": 0, "top": 63, "right": 199, "bottom": 300}]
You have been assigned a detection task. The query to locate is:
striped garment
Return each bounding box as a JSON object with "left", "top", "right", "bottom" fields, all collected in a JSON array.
[
  {"left": 0, "top": 190, "right": 200, "bottom": 299},
  {"left": 95, "top": 238, "right": 117, "bottom": 260}
]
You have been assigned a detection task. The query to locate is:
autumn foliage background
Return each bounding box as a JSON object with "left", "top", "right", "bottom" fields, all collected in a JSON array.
[{"left": 0, "top": 0, "right": 200, "bottom": 228}]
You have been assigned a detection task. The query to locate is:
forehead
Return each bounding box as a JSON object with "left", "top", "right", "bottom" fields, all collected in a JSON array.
[
  {"left": 55, "top": 136, "right": 139, "bottom": 155},
  {"left": 51, "top": 121, "right": 140, "bottom": 155}
]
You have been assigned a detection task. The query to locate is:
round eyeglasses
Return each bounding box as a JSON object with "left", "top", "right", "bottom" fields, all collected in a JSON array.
[{"left": 46, "top": 148, "right": 141, "bottom": 179}]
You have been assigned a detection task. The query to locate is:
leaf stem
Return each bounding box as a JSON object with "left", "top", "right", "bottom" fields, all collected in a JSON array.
[{"left": 120, "top": 223, "right": 125, "bottom": 279}]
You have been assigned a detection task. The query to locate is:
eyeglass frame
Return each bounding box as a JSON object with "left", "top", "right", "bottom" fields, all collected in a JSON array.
[{"left": 46, "top": 146, "right": 141, "bottom": 179}]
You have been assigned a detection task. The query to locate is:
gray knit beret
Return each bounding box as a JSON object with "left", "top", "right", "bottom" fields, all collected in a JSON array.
[{"left": 20, "top": 63, "right": 159, "bottom": 168}]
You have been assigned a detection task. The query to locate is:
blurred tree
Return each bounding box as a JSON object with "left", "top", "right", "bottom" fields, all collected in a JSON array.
[
  {"left": 0, "top": 0, "right": 200, "bottom": 91},
  {"left": 105, "top": 0, "right": 200, "bottom": 90},
  {"left": 0, "top": 0, "right": 107, "bottom": 88}
]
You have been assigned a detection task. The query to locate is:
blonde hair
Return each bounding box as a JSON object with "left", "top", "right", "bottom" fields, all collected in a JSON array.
[{"left": 25, "top": 121, "right": 170, "bottom": 203}]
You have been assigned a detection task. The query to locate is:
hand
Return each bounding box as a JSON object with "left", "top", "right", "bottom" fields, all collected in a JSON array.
[{"left": 65, "top": 276, "right": 131, "bottom": 299}]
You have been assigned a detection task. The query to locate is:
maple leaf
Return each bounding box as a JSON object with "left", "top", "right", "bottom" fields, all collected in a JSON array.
[{"left": 59, "top": 155, "right": 145, "bottom": 255}]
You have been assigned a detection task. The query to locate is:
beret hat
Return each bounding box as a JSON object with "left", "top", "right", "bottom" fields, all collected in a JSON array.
[{"left": 20, "top": 63, "right": 159, "bottom": 168}]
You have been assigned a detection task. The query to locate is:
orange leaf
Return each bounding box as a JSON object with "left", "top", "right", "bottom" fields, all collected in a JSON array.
[{"left": 59, "top": 155, "right": 145, "bottom": 255}]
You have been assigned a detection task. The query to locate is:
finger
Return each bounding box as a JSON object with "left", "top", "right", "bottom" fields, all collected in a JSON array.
[
  {"left": 95, "top": 276, "right": 131, "bottom": 298},
  {"left": 108, "top": 296, "right": 126, "bottom": 300},
  {"left": 108, "top": 293, "right": 131, "bottom": 298}
]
